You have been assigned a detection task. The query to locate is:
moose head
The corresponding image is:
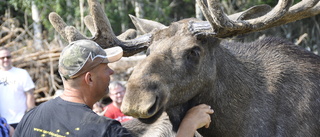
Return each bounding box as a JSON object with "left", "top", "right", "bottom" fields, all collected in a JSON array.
[{"left": 50, "top": 0, "right": 320, "bottom": 136}]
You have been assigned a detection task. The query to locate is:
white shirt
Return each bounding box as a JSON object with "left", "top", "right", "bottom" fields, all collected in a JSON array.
[{"left": 0, "top": 67, "right": 35, "bottom": 124}]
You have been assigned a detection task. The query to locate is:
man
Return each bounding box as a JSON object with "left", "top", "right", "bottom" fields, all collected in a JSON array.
[
  {"left": 0, "top": 47, "right": 35, "bottom": 129},
  {"left": 104, "top": 81, "right": 133, "bottom": 122},
  {"left": 14, "top": 40, "right": 213, "bottom": 137}
]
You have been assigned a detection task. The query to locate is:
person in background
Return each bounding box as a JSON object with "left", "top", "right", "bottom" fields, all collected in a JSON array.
[
  {"left": 13, "top": 40, "right": 213, "bottom": 137},
  {"left": 92, "top": 101, "right": 105, "bottom": 115},
  {"left": 103, "top": 81, "right": 133, "bottom": 122},
  {"left": 0, "top": 47, "right": 35, "bottom": 129}
]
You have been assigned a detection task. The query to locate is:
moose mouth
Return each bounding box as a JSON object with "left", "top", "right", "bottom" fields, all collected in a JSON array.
[
  {"left": 138, "top": 107, "right": 164, "bottom": 124},
  {"left": 148, "top": 96, "right": 159, "bottom": 115},
  {"left": 138, "top": 96, "right": 165, "bottom": 124}
]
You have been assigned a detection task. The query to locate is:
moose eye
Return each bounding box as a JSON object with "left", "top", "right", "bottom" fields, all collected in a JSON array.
[
  {"left": 186, "top": 46, "right": 201, "bottom": 64},
  {"left": 190, "top": 48, "right": 200, "bottom": 57},
  {"left": 187, "top": 46, "right": 200, "bottom": 58}
]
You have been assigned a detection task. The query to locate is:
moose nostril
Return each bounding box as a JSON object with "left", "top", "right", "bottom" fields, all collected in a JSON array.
[
  {"left": 148, "top": 83, "right": 158, "bottom": 91},
  {"left": 147, "top": 96, "right": 158, "bottom": 116}
]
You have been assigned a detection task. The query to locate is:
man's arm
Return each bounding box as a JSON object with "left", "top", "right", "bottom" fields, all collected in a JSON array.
[{"left": 25, "top": 89, "right": 36, "bottom": 112}]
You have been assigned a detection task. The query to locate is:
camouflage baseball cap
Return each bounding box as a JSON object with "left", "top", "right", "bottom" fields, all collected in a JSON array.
[{"left": 58, "top": 40, "right": 123, "bottom": 79}]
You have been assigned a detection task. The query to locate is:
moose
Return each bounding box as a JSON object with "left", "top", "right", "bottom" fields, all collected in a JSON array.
[{"left": 49, "top": 0, "right": 320, "bottom": 136}]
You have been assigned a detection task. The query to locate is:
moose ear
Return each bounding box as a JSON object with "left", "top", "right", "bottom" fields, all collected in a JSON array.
[{"left": 129, "top": 14, "right": 168, "bottom": 34}]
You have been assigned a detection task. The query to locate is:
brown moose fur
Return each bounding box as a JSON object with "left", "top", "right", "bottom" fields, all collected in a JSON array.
[{"left": 121, "top": 18, "right": 320, "bottom": 137}]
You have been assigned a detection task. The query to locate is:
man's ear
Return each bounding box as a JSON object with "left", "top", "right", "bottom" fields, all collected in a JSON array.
[{"left": 84, "top": 72, "right": 93, "bottom": 85}]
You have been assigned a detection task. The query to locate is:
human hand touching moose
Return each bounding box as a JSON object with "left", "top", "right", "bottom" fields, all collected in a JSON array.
[{"left": 177, "top": 104, "right": 214, "bottom": 137}]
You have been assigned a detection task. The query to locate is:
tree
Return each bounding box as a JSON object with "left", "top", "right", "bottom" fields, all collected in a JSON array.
[
  {"left": 2, "top": 0, "right": 319, "bottom": 54},
  {"left": 31, "top": 0, "right": 42, "bottom": 50}
]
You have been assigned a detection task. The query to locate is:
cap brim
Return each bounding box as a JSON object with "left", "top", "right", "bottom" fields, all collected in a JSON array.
[{"left": 103, "top": 46, "right": 123, "bottom": 63}]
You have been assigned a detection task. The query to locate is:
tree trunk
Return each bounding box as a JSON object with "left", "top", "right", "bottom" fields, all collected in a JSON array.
[
  {"left": 195, "top": 2, "right": 203, "bottom": 20},
  {"left": 31, "top": 0, "right": 43, "bottom": 50},
  {"left": 80, "top": 0, "right": 85, "bottom": 33},
  {"left": 134, "top": 0, "right": 144, "bottom": 18},
  {"left": 118, "top": 0, "right": 128, "bottom": 33}
]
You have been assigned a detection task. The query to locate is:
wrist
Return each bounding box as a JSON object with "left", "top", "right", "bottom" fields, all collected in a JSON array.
[{"left": 176, "top": 119, "right": 197, "bottom": 137}]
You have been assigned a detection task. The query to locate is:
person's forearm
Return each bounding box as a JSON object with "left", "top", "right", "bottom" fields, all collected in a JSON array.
[
  {"left": 176, "top": 119, "right": 197, "bottom": 137},
  {"left": 9, "top": 125, "right": 14, "bottom": 137},
  {"left": 26, "top": 89, "right": 36, "bottom": 111}
]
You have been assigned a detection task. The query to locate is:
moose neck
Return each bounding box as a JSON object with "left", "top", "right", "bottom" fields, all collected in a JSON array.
[
  {"left": 167, "top": 41, "right": 267, "bottom": 134},
  {"left": 213, "top": 42, "right": 262, "bottom": 106},
  {"left": 200, "top": 42, "right": 267, "bottom": 136}
]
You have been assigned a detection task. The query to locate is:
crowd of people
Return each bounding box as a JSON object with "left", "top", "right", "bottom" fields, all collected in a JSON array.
[{"left": 1, "top": 40, "right": 214, "bottom": 137}]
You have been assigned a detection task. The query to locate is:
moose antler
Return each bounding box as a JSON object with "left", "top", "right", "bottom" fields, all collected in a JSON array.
[
  {"left": 190, "top": 0, "right": 320, "bottom": 38},
  {"left": 49, "top": 0, "right": 151, "bottom": 57}
]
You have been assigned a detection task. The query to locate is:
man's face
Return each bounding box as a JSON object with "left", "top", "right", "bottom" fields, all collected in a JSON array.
[
  {"left": 109, "top": 86, "right": 125, "bottom": 104},
  {"left": 0, "top": 49, "right": 12, "bottom": 70},
  {"left": 91, "top": 63, "right": 114, "bottom": 99}
]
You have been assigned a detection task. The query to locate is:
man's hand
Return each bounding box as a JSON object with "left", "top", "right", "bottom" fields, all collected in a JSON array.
[{"left": 176, "top": 104, "right": 214, "bottom": 137}]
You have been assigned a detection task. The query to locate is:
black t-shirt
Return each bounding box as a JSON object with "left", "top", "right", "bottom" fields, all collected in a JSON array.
[{"left": 13, "top": 97, "right": 132, "bottom": 137}]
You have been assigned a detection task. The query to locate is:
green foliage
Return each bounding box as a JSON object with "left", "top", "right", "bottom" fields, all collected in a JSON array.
[
  {"left": 103, "top": 0, "right": 123, "bottom": 35},
  {"left": 9, "top": 0, "right": 31, "bottom": 11},
  {"left": 1, "top": 0, "right": 319, "bottom": 53},
  {"left": 256, "top": 0, "right": 277, "bottom": 6},
  {"left": 142, "top": 0, "right": 172, "bottom": 25},
  {"left": 257, "top": 0, "right": 300, "bottom": 7},
  {"left": 4, "top": 0, "right": 31, "bottom": 27}
]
